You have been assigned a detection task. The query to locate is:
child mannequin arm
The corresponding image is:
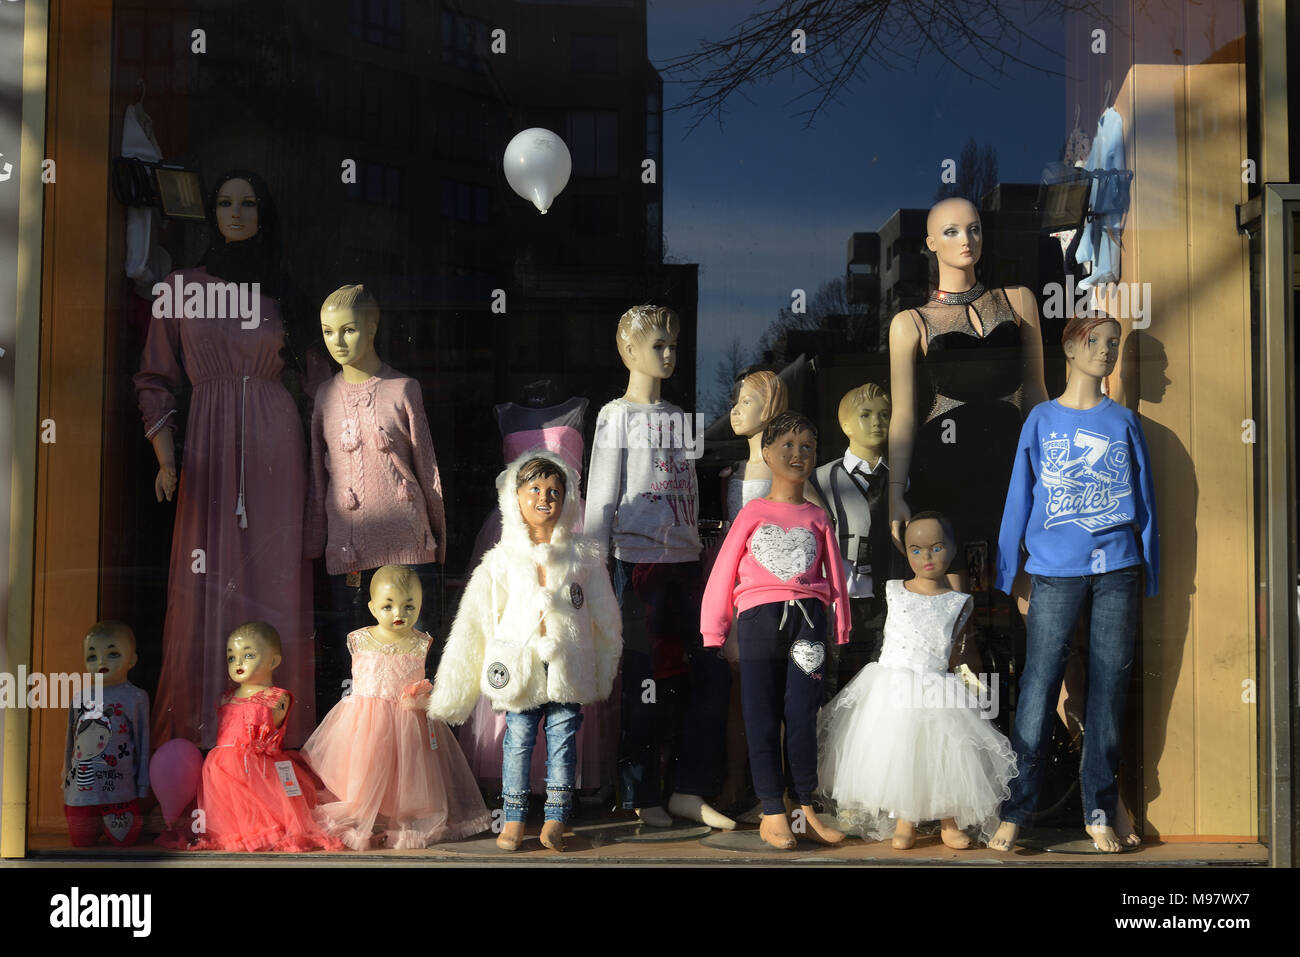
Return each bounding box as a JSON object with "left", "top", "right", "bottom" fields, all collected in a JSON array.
[
  {"left": 822, "top": 518, "right": 852, "bottom": 645},
  {"left": 133, "top": 691, "right": 151, "bottom": 799},
  {"left": 404, "top": 382, "right": 448, "bottom": 565},
  {"left": 995, "top": 419, "right": 1036, "bottom": 595},
  {"left": 587, "top": 555, "right": 624, "bottom": 700},
  {"left": 583, "top": 405, "right": 625, "bottom": 555},
  {"left": 304, "top": 396, "right": 328, "bottom": 560},
  {"left": 700, "top": 511, "right": 754, "bottom": 646},
  {"left": 428, "top": 561, "right": 492, "bottom": 724},
  {"left": 1130, "top": 417, "right": 1160, "bottom": 596}
]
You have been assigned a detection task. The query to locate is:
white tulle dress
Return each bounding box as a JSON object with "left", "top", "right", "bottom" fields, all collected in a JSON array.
[{"left": 817, "top": 580, "right": 1017, "bottom": 841}]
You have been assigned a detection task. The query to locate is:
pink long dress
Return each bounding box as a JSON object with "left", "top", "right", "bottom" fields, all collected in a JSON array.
[{"left": 136, "top": 267, "right": 315, "bottom": 749}]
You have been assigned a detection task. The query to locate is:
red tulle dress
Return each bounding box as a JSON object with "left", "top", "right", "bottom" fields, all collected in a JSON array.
[
  {"left": 301, "top": 629, "right": 491, "bottom": 849},
  {"left": 193, "top": 687, "right": 343, "bottom": 852}
]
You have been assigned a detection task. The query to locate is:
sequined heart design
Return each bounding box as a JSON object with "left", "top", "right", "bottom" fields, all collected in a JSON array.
[
  {"left": 790, "top": 639, "right": 825, "bottom": 676},
  {"left": 748, "top": 524, "right": 817, "bottom": 581}
]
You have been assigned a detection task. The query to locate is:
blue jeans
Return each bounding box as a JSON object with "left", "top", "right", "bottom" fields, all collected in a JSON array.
[
  {"left": 502, "top": 702, "right": 583, "bottom": 824},
  {"left": 613, "top": 559, "right": 730, "bottom": 809},
  {"left": 1001, "top": 567, "right": 1140, "bottom": 828}
]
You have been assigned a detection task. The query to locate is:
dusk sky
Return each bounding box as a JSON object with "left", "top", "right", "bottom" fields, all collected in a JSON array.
[{"left": 643, "top": 1, "right": 1069, "bottom": 403}]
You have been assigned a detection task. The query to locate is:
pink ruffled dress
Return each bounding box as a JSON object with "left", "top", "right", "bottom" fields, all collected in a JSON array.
[
  {"left": 302, "top": 629, "right": 490, "bottom": 849},
  {"left": 193, "top": 687, "right": 342, "bottom": 852}
]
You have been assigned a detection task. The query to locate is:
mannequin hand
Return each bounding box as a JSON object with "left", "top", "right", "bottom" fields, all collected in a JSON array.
[
  {"left": 154, "top": 465, "right": 178, "bottom": 503},
  {"left": 888, "top": 490, "right": 911, "bottom": 554},
  {"left": 400, "top": 679, "right": 433, "bottom": 711}
]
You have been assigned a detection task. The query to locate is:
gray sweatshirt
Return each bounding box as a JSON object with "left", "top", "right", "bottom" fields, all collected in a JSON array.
[{"left": 584, "top": 398, "right": 701, "bottom": 564}]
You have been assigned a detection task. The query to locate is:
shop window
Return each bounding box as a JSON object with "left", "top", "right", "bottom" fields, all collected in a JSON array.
[
  {"left": 349, "top": 0, "right": 404, "bottom": 50},
  {"left": 568, "top": 111, "right": 618, "bottom": 177}
]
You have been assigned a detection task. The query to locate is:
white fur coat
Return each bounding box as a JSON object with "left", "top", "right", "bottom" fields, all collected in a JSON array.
[{"left": 428, "top": 449, "right": 623, "bottom": 723}]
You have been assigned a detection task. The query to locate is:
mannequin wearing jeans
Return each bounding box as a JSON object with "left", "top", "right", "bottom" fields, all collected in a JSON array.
[{"left": 989, "top": 315, "right": 1159, "bottom": 853}]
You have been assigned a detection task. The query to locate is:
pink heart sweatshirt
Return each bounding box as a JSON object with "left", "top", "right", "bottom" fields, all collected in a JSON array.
[{"left": 700, "top": 497, "right": 851, "bottom": 648}]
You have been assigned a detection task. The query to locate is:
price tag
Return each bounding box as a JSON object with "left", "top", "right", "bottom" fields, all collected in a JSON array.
[
  {"left": 345, "top": 571, "right": 361, "bottom": 588},
  {"left": 426, "top": 716, "right": 438, "bottom": 751},
  {"left": 274, "top": 760, "right": 303, "bottom": 797}
]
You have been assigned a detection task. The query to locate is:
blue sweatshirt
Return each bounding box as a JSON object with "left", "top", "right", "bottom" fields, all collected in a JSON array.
[{"left": 996, "top": 398, "right": 1158, "bottom": 596}]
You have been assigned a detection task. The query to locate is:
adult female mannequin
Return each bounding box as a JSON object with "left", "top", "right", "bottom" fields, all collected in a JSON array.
[
  {"left": 136, "top": 170, "right": 315, "bottom": 749},
  {"left": 887, "top": 197, "right": 1048, "bottom": 574},
  {"left": 989, "top": 315, "right": 1158, "bottom": 852}
]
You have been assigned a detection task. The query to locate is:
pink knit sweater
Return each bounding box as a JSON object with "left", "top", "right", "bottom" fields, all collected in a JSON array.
[{"left": 305, "top": 365, "right": 447, "bottom": 574}]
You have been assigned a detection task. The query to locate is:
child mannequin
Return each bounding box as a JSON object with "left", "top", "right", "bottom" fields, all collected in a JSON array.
[
  {"left": 192, "top": 621, "right": 343, "bottom": 852},
  {"left": 430, "top": 451, "right": 622, "bottom": 852},
  {"left": 585, "top": 304, "right": 732, "bottom": 830},
  {"left": 306, "top": 284, "right": 447, "bottom": 713},
  {"left": 701, "top": 412, "right": 850, "bottom": 850},
  {"left": 62, "top": 622, "right": 150, "bottom": 847},
  {"left": 809, "top": 383, "right": 896, "bottom": 689},
  {"left": 819, "top": 512, "right": 1017, "bottom": 848},
  {"left": 302, "top": 566, "right": 490, "bottom": 849},
  {"left": 990, "top": 315, "right": 1158, "bottom": 853}
]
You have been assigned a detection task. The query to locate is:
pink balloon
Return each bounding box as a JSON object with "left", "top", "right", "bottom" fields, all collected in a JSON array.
[{"left": 150, "top": 738, "right": 202, "bottom": 826}]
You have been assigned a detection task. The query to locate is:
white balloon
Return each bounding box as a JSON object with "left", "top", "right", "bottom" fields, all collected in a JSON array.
[{"left": 503, "top": 128, "right": 572, "bottom": 215}]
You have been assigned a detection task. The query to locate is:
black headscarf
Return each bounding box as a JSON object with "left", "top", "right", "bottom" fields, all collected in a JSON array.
[{"left": 202, "top": 169, "right": 308, "bottom": 374}]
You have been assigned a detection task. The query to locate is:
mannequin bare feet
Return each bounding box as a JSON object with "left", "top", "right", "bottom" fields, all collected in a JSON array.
[
  {"left": 987, "top": 821, "right": 1019, "bottom": 851},
  {"left": 1086, "top": 824, "right": 1124, "bottom": 853},
  {"left": 940, "top": 817, "right": 972, "bottom": 849},
  {"left": 635, "top": 806, "right": 672, "bottom": 827},
  {"left": 496, "top": 821, "right": 525, "bottom": 852},
  {"left": 759, "top": 812, "right": 797, "bottom": 850},
  {"left": 1113, "top": 795, "right": 1142, "bottom": 847},
  {"left": 667, "top": 792, "right": 736, "bottom": 830},
  {"left": 891, "top": 819, "right": 916, "bottom": 850},
  {"left": 539, "top": 819, "right": 566, "bottom": 852},
  {"left": 799, "top": 805, "right": 845, "bottom": 845}
]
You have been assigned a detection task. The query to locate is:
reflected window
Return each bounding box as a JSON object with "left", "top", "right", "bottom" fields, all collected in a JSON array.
[
  {"left": 442, "top": 8, "right": 489, "bottom": 74},
  {"left": 572, "top": 35, "right": 617, "bottom": 74},
  {"left": 568, "top": 111, "right": 618, "bottom": 177},
  {"left": 441, "top": 179, "right": 491, "bottom": 225},
  {"left": 350, "top": 0, "right": 404, "bottom": 50},
  {"left": 346, "top": 160, "right": 405, "bottom": 207}
]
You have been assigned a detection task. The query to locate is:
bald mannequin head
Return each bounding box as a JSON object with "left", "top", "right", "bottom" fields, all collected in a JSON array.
[{"left": 926, "top": 197, "right": 979, "bottom": 239}]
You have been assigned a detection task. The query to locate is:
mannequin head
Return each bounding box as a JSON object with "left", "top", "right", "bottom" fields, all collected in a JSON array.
[
  {"left": 761, "top": 411, "right": 818, "bottom": 489},
  {"left": 320, "top": 284, "right": 381, "bottom": 369},
  {"left": 368, "top": 565, "right": 423, "bottom": 638},
  {"left": 837, "top": 382, "right": 890, "bottom": 460},
  {"left": 206, "top": 170, "right": 277, "bottom": 248},
  {"left": 213, "top": 177, "right": 259, "bottom": 242},
  {"left": 925, "top": 197, "right": 982, "bottom": 276},
  {"left": 616, "top": 304, "right": 680, "bottom": 380},
  {"left": 515, "top": 455, "right": 568, "bottom": 544},
  {"left": 903, "top": 511, "right": 956, "bottom": 582},
  {"left": 226, "top": 621, "right": 283, "bottom": 688},
  {"left": 82, "top": 621, "right": 138, "bottom": 688},
  {"left": 1062, "top": 315, "right": 1121, "bottom": 380},
  {"left": 730, "top": 370, "right": 788, "bottom": 438}
]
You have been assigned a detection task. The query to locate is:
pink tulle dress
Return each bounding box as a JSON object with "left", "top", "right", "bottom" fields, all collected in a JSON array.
[
  {"left": 302, "top": 629, "right": 491, "bottom": 849},
  {"left": 193, "top": 687, "right": 343, "bottom": 852}
]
